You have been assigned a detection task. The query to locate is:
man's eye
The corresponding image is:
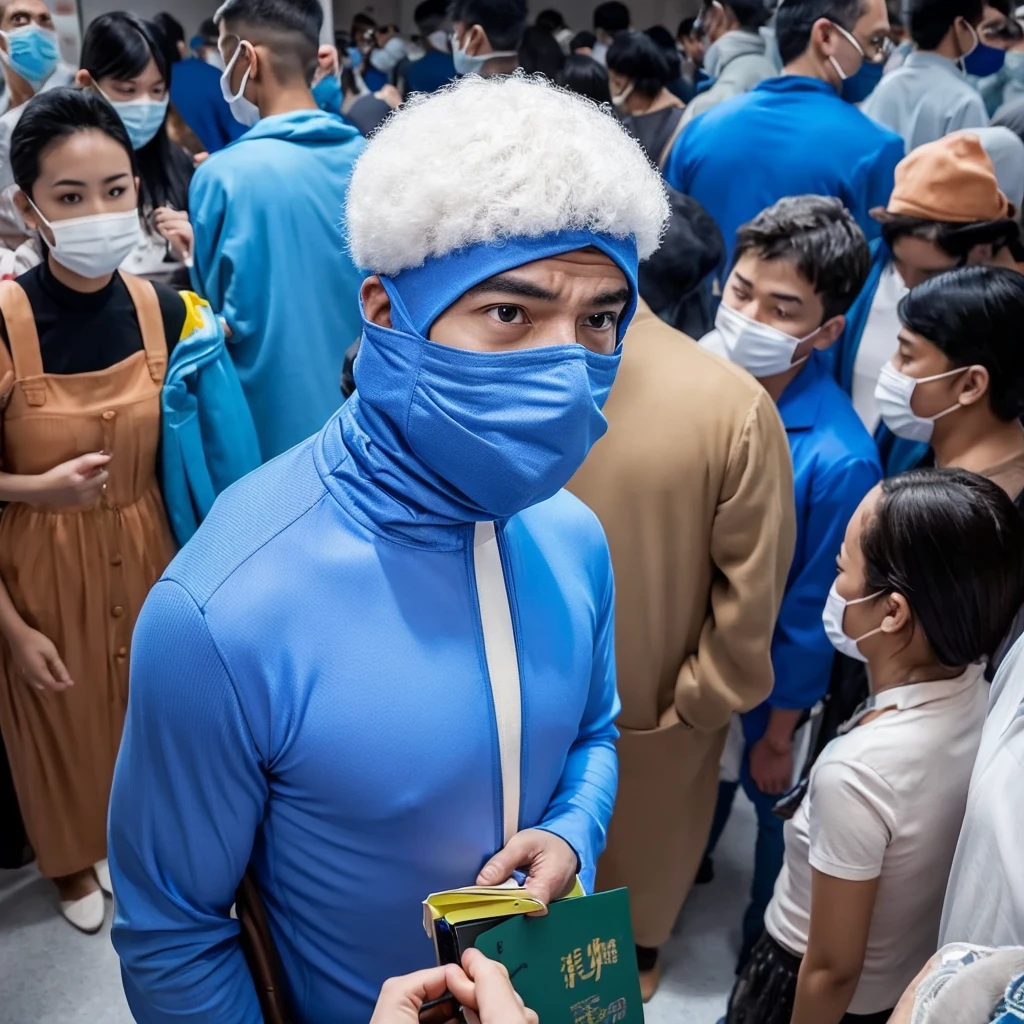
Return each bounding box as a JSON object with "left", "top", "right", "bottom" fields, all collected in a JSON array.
[
  {"left": 585, "top": 313, "right": 616, "bottom": 330},
  {"left": 488, "top": 305, "right": 525, "bottom": 324}
]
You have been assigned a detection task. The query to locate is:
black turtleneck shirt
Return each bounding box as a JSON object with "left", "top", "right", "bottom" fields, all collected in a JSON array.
[{"left": 0, "top": 260, "right": 187, "bottom": 375}]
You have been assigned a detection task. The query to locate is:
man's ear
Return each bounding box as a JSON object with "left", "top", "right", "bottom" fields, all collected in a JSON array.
[
  {"left": 957, "top": 365, "right": 990, "bottom": 409},
  {"left": 463, "top": 23, "right": 490, "bottom": 57},
  {"left": 813, "top": 314, "right": 846, "bottom": 351},
  {"left": 361, "top": 276, "right": 392, "bottom": 329}
]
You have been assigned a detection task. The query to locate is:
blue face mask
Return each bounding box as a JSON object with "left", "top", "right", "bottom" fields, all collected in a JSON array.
[
  {"left": 0, "top": 23, "right": 60, "bottom": 88},
  {"left": 104, "top": 93, "right": 169, "bottom": 150},
  {"left": 312, "top": 73, "right": 343, "bottom": 114},
  {"left": 964, "top": 41, "right": 1006, "bottom": 77},
  {"left": 841, "top": 58, "right": 885, "bottom": 103},
  {"left": 356, "top": 280, "right": 620, "bottom": 520}
]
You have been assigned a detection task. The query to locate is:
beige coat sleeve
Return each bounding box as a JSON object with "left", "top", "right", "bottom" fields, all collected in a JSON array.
[{"left": 673, "top": 388, "right": 796, "bottom": 732}]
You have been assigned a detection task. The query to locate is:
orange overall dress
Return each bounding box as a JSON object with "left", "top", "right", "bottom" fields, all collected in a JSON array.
[{"left": 0, "top": 274, "right": 176, "bottom": 878}]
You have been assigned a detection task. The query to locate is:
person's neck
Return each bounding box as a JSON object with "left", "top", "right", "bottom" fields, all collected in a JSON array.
[
  {"left": 759, "top": 358, "right": 808, "bottom": 403},
  {"left": 46, "top": 252, "right": 114, "bottom": 295},
  {"left": 627, "top": 88, "right": 682, "bottom": 115},
  {"left": 259, "top": 85, "right": 319, "bottom": 118},
  {"left": 931, "top": 36, "right": 963, "bottom": 62},
  {"left": 3, "top": 68, "right": 36, "bottom": 111},
  {"left": 480, "top": 53, "right": 519, "bottom": 76},
  {"left": 783, "top": 54, "right": 837, "bottom": 88},
  {"left": 932, "top": 408, "right": 1024, "bottom": 476},
  {"left": 867, "top": 653, "right": 964, "bottom": 695}
]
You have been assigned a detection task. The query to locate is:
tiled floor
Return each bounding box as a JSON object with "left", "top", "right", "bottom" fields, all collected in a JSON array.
[{"left": 0, "top": 794, "right": 754, "bottom": 1023}]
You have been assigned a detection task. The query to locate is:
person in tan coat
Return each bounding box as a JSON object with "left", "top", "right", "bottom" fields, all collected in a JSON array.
[{"left": 567, "top": 289, "right": 797, "bottom": 1000}]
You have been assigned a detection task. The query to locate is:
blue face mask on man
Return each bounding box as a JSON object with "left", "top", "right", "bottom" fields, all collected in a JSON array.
[
  {"left": 0, "top": 23, "right": 59, "bottom": 88},
  {"left": 964, "top": 40, "right": 1007, "bottom": 77},
  {"left": 841, "top": 58, "right": 885, "bottom": 102}
]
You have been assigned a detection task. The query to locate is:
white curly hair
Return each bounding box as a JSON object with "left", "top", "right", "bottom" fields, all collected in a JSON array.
[{"left": 345, "top": 73, "right": 670, "bottom": 276}]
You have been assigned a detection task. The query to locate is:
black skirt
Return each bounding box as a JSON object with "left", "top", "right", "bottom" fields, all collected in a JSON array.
[{"left": 727, "top": 933, "right": 894, "bottom": 1024}]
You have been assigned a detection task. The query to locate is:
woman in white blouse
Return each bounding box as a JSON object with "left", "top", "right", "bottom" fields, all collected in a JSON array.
[{"left": 726, "top": 467, "right": 1024, "bottom": 1024}]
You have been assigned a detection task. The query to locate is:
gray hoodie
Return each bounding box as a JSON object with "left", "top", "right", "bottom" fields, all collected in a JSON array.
[{"left": 681, "top": 30, "right": 777, "bottom": 125}]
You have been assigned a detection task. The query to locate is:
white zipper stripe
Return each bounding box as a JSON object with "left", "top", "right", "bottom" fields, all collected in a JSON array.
[{"left": 473, "top": 521, "right": 522, "bottom": 845}]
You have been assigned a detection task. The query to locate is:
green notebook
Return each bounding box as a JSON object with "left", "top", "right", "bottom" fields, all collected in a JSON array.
[{"left": 470, "top": 888, "right": 642, "bottom": 1023}]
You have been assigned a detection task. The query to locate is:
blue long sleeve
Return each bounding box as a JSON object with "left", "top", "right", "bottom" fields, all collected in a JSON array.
[
  {"left": 537, "top": 561, "right": 620, "bottom": 892},
  {"left": 850, "top": 133, "right": 904, "bottom": 243},
  {"left": 109, "top": 580, "right": 266, "bottom": 1023},
  {"left": 769, "top": 454, "right": 881, "bottom": 711}
]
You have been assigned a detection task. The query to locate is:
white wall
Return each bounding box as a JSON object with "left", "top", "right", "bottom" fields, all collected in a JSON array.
[{"left": 333, "top": 0, "right": 698, "bottom": 37}]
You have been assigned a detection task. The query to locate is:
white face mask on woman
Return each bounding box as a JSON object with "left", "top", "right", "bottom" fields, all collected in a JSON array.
[
  {"left": 874, "top": 362, "right": 968, "bottom": 443},
  {"left": 822, "top": 582, "right": 885, "bottom": 662},
  {"left": 27, "top": 200, "right": 141, "bottom": 278},
  {"left": 705, "top": 300, "right": 814, "bottom": 378}
]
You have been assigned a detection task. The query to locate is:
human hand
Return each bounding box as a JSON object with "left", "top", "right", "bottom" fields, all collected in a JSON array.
[
  {"left": 33, "top": 452, "right": 111, "bottom": 508},
  {"left": 446, "top": 949, "right": 538, "bottom": 1024},
  {"left": 8, "top": 626, "right": 73, "bottom": 692},
  {"left": 193, "top": 151, "right": 209, "bottom": 168},
  {"left": 749, "top": 735, "right": 794, "bottom": 795},
  {"left": 153, "top": 207, "right": 194, "bottom": 264},
  {"left": 376, "top": 84, "right": 402, "bottom": 108},
  {"left": 476, "top": 828, "right": 578, "bottom": 910},
  {"left": 369, "top": 965, "right": 458, "bottom": 1024},
  {"left": 314, "top": 44, "right": 339, "bottom": 85}
]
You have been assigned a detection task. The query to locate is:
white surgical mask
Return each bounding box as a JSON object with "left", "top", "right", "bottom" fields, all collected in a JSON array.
[
  {"left": 611, "top": 82, "right": 634, "bottom": 108},
  {"left": 450, "top": 31, "right": 517, "bottom": 74},
  {"left": 874, "top": 362, "right": 967, "bottom": 443},
  {"left": 822, "top": 582, "right": 885, "bottom": 662},
  {"left": 427, "top": 29, "right": 450, "bottom": 52},
  {"left": 220, "top": 41, "right": 260, "bottom": 127},
  {"left": 28, "top": 199, "right": 141, "bottom": 278},
  {"left": 703, "top": 301, "right": 813, "bottom": 377}
]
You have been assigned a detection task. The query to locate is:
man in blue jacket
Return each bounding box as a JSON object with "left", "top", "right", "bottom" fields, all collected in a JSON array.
[
  {"left": 701, "top": 196, "right": 883, "bottom": 971},
  {"left": 189, "top": 0, "right": 365, "bottom": 460},
  {"left": 107, "top": 74, "right": 669, "bottom": 1023},
  {"left": 665, "top": 0, "right": 904, "bottom": 272}
]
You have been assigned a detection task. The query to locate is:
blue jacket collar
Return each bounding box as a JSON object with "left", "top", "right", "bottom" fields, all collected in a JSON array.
[
  {"left": 778, "top": 349, "right": 830, "bottom": 431},
  {"left": 754, "top": 75, "right": 840, "bottom": 98}
]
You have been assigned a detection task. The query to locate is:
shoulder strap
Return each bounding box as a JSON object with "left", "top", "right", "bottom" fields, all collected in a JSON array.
[
  {"left": 658, "top": 109, "right": 689, "bottom": 171},
  {"left": 0, "top": 280, "right": 43, "bottom": 380},
  {"left": 120, "top": 272, "right": 168, "bottom": 383}
]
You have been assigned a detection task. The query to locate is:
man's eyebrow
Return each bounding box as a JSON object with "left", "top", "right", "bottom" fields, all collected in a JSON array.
[
  {"left": 590, "top": 287, "right": 631, "bottom": 306},
  {"left": 464, "top": 275, "right": 559, "bottom": 302}
]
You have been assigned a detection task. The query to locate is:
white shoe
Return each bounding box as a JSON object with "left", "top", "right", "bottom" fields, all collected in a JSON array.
[
  {"left": 60, "top": 889, "right": 105, "bottom": 934},
  {"left": 94, "top": 859, "right": 113, "bottom": 898}
]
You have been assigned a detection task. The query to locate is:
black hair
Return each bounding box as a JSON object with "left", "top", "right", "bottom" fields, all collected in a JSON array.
[
  {"left": 10, "top": 87, "right": 138, "bottom": 202},
  {"left": 518, "top": 24, "right": 566, "bottom": 75},
  {"left": 557, "top": 52, "right": 612, "bottom": 101},
  {"left": 906, "top": 0, "right": 984, "bottom": 48},
  {"left": 536, "top": 8, "right": 568, "bottom": 30},
  {"left": 861, "top": 467, "right": 1024, "bottom": 666},
  {"left": 734, "top": 195, "right": 871, "bottom": 321},
  {"left": 594, "top": 0, "right": 631, "bottom": 33},
  {"left": 415, "top": 0, "right": 448, "bottom": 32},
  {"left": 606, "top": 30, "right": 673, "bottom": 96},
  {"left": 644, "top": 25, "right": 683, "bottom": 77},
  {"left": 217, "top": 0, "right": 323, "bottom": 82},
  {"left": 880, "top": 214, "right": 1024, "bottom": 262},
  {"left": 198, "top": 17, "right": 219, "bottom": 40},
  {"left": 153, "top": 12, "right": 185, "bottom": 59},
  {"left": 775, "top": 0, "right": 865, "bottom": 64},
  {"left": 79, "top": 12, "right": 191, "bottom": 212},
  {"left": 678, "top": 16, "right": 698, "bottom": 37},
  {"left": 352, "top": 12, "right": 377, "bottom": 33},
  {"left": 724, "top": 0, "right": 771, "bottom": 31},
  {"left": 570, "top": 28, "right": 598, "bottom": 49},
  {"left": 897, "top": 266, "right": 1024, "bottom": 422},
  {"left": 447, "top": 0, "right": 527, "bottom": 49}
]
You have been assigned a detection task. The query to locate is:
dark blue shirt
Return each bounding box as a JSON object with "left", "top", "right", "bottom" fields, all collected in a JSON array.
[
  {"left": 170, "top": 57, "right": 247, "bottom": 154},
  {"left": 403, "top": 49, "right": 457, "bottom": 95},
  {"left": 665, "top": 76, "right": 904, "bottom": 267}
]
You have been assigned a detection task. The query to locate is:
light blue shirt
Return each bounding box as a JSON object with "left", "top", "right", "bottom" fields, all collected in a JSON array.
[{"left": 863, "top": 50, "right": 989, "bottom": 152}]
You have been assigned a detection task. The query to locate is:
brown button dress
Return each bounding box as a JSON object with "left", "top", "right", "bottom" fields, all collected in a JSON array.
[{"left": 0, "top": 273, "right": 176, "bottom": 879}]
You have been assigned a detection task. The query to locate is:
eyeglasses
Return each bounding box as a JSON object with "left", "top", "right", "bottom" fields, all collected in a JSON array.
[{"left": 831, "top": 20, "right": 894, "bottom": 64}]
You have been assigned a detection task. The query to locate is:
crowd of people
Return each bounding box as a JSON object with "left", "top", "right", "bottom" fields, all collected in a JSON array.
[{"left": 0, "top": 0, "right": 1023, "bottom": 1022}]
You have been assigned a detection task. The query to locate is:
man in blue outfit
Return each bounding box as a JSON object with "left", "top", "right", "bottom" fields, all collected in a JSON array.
[
  {"left": 399, "top": 0, "right": 457, "bottom": 95},
  {"left": 108, "top": 74, "right": 669, "bottom": 1023},
  {"left": 700, "top": 196, "right": 883, "bottom": 972},
  {"left": 664, "top": 0, "right": 904, "bottom": 272},
  {"left": 189, "top": 0, "right": 365, "bottom": 460}
]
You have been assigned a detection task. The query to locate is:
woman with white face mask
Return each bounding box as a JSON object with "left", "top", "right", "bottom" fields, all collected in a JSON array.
[
  {"left": 728, "top": 467, "right": 1024, "bottom": 1024},
  {"left": 76, "top": 12, "right": 195, "bottom": 285},
  {"left": 0, "top": 87, "right": 181, "bottom": 934},
  {"left": 875, "top": 264, "right": 1024, "bottom": 501}
]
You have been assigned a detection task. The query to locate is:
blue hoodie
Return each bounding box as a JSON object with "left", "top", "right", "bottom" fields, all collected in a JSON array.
[
  {"left": 109, "top": 230, "right": 630, "bottom": 1023},
  {"left": 189, "top": 109, "right": 366, "bottom": 461}
]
